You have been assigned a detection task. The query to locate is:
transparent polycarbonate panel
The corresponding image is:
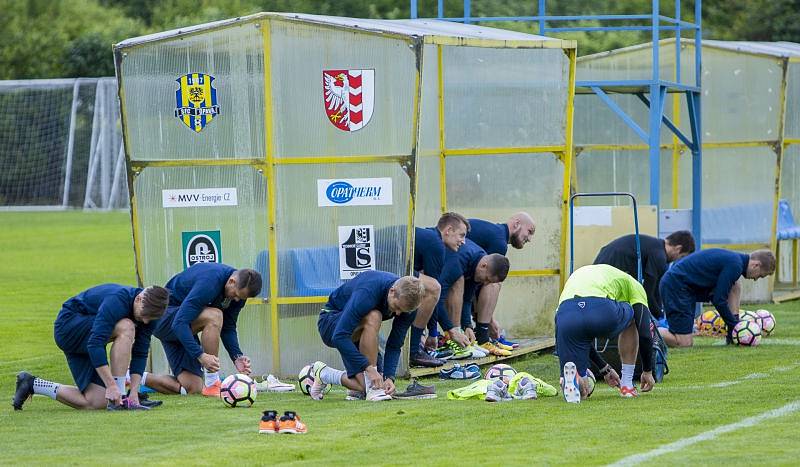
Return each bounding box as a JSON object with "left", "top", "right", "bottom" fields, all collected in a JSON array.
[
  {"left": 120, "top": 22, "right": 265, "bottom": 160},
  {"left": 662, "top": 147, "right": 695, "bottom": 210},
  {"left": 781, "top": 145, "right": 800, "bottom": 211},
  {"left": 574, "top": 92, "right": 652, "bottom": 146},
  {"left": 443, "top": 47, "right": 569, "bottom": 149},
  {"left": 414, "top": 155, "right": 443, "bottom": 228},
  {"left": 445, "top": 153, "right": 564, "bottom": 270},
  {"left": 575, "top": 150, "right": 650, "bottom": 205},
  {"left": 786, "top": 63, "right": 800, "bottom": 139},
  {"left": 269, "top": 20, "right": 416, "bottom": 158},
  {"left": 494, "top": 276, "right": 560, "bottom": 337},
  {"left": 418, "top": 44, "right": 441, "bottom": 158},
  {"left": 277, "top": 303, "right": 409, "bottom": 378},
  {"left": 148, "top": 303, "right": 272, "bottom": 376},
  {"left": 133, "top": 165, "right": 268, "bottom": 292},
  {"left": 577, "top": 43, "right": 680, "bottom": 82},
  {"left": 274, "top": 162, "right": 411, "bottom": 296},
  {"left": 702, "top": 147, "right": 776, "bottom": 208}
]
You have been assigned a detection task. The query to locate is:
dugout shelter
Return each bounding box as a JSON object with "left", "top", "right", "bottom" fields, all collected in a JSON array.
[{"left": 114, "top": 13, "right": 575, "bottom": 377}]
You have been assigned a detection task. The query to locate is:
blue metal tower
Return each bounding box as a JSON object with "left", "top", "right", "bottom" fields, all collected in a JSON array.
[{"left": 410, "top": 0, "right": 703, "bottom": 243}]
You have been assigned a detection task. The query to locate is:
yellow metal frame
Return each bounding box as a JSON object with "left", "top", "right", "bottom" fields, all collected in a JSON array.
[{"left": 559, "top": 47, "right": 577, "bottom": 287}]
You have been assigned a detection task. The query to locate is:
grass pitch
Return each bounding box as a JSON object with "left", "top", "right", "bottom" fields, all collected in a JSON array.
[{"left": 1, "top": 211, "right": 799, "bottom": 465}]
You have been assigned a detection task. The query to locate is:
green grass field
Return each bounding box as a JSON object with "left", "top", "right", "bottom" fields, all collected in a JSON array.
[{"left": 1, "top": 211, "right": 799, "bottom": 465}]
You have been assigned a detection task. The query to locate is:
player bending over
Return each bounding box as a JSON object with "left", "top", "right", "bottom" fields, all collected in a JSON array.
[
  {"left": 658, "top": 248, "right": 775, "bottom": 347},
  {"left": 556, "top": 264, "right": 656, "bottom": 403},
  {"left": 13, "top": 285, "right": 168, "bottom": 410},
  {"left": 143, "top": 263, "right": 262, "bottom": 396},
  {"left": 309, "top": 271, "right": 423, "bottom": 402}
]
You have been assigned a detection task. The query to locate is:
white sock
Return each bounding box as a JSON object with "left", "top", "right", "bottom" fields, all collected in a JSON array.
[
  {"left": 114, "top": 376, "right": 126, "bottom": 394},
  {"left": 140, "top": 371, "right": 149, "bottom": 387},
  {"left": 621, "top": 364, "right": 635, "bottom": 388},
  {"left": 179, "top": 386, "right": 188, "bottom": 395},
  {"left": 204, "top": 371, "right": 220, "bottom": 387},
  {"left": 320, "top": 366, "right": 345, "bottom": 386},
  {"left": 125, "top": 369, "right": 131, "bottom": 385},
  {"left": 33, "top": 378, "right": 60, "bottom": 400}
]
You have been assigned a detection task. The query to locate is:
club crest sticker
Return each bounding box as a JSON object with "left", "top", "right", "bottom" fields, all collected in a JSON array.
[
  {"left": 175, "top": 73, "right": 220, "bottom": 132},
  {"left": 323, "top": 69, "right": 374, "bottom": 132},
  {"left": 338, "top": 225, "right": 375, "bottom": 279},
  {"left": 182, "top": 230, "right": 222, "bottom": 269}
]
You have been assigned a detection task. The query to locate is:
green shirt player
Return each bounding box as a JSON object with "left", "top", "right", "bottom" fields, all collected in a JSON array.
[{"left": 555, "top": 264, "right": 656, "bottom": 403}]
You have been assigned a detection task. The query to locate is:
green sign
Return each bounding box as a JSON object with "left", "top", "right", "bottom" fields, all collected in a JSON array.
[{"left": 182, "top": 230, "right": 222, "bottom": 270}]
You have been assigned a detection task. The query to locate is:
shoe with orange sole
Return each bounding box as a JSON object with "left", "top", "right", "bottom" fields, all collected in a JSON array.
[
  {"left": 259, "top": 410, "right": 279, "bottom": 434},
  {"left": 278, "top": 411, "right": 307, "bottom": 434},
  {"left": 201, "top": 380, "right": 221, "bottom": 397},
  {"left": 619, "top": 385, "right": 639, "bottom": 398}
]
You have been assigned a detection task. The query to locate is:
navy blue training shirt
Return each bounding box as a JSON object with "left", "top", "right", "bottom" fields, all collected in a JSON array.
[
  {"left": 438, "top": 239, "right": 487, "bottom": 329},
  {"left": 414, "top": 227, "right": 447, "bottom": 278},
  {"left": 662, "top": 248, "right": 749, "bottom": 328},
  {"left": 157, "top": 262, "right": 244, "bottom": 361},
  {"left": 325, "top": 270, "right": 415, "bottom": 379},
  {"left": 467, "top": 218, "right": 509, "bottom": 256},
  {"left": 62, "top": 284, "right": 154, "bottom": 376}
]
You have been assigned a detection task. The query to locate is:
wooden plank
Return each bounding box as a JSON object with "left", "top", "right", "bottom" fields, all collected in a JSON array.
[
  {"left": 772, "top": 289, "right": 800, "bottom": 304},
  {"left": 408, "top": 336, "right": 555, "bottom": 378}
]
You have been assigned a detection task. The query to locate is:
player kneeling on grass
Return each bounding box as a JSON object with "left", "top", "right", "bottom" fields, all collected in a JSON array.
[
  {"left": 13, "top": 285, "right": 169, "bottom": 411},
  {"left": 143, "top": 263, "right": 262, "bottom": 396},
  {"left": 658, "top": 248, "right": 775, "bottom": 348},
  {"left": 311, "top": 271, "right": 423, "bottom": 402},
  {"left": 556, "top": 264, "right": 656, "bottom": 403}
]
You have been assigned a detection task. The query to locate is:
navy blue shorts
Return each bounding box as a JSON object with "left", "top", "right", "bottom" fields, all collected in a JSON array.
[
  {"left": 154, "top": 306, "right": 203, "bottom": 378},
  {"left": 53, "top": 308, "right": 105, "bottom": 391},
  {"left": 317, "top": 308, "right": 341, "bottom": 348},
  {"left": 660, "top": 275, "right": 697, "bottom": 335},
  {"left": 555, "top": 297, "right": 634, "bottom": 378}
]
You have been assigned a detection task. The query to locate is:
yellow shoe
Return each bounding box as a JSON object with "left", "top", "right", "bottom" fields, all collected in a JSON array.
[
  {"left": 492, "top": 340, "right": 514, "bottom": 352},
  {"left": 202, "top": 380, "right": 221, "bottom": 397},
  {"left": 480, "top": 342, "right": 511, "bottom": 356}
]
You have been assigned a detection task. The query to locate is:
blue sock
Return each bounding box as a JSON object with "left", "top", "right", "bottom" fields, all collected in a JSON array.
[{"left": 410, "top": 325, "right": 424, "bottom": 354}]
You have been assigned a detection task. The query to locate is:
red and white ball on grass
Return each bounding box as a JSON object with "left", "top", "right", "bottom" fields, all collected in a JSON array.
[
  {"left": 731, "top": 320, "right": 762, "bottom": 347},
  {"left": 220, "top": 373, "right": 257, "bottom": 407}
]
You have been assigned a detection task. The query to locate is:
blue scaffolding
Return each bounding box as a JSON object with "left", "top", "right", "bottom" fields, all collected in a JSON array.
[{"left": 410, "top": 0, "right": 703, "bottom": 242}]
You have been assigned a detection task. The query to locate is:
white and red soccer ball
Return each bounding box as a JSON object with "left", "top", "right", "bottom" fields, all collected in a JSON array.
[{"left": 731, "top": 320, "right": 762, "bottom": 347}]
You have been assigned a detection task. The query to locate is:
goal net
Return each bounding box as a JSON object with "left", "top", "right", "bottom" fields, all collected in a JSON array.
[{"left": 0, "top": 78, "right": 128, "bottom": 210}]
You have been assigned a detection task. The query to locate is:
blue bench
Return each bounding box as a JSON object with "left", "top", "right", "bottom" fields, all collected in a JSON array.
[
  {"left": 254, "top": 247, "right": 342, "bottom": 298},
  {"left": 701, "top": 202, "right": 773, "bottom": 244},
  {"left": 777, "top": 199, "right": 800, "bottom": 286}
]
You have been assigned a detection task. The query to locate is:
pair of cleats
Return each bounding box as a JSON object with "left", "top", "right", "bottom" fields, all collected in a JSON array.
[
  {"left": 259, "top": 410, "right": 307, "bottom": 434},
  {"left": 497, "top": 335, "right": 519, "bottom": 349},
  {"left": 560, "top": 362, "right": 639, "bottom": 404},
  {"left": 393, "top": 380, "right": 437, "bottom": 400},
  {"left": 485, "top": 376, "right": 537, "bottom": 402},
  {"left": 439, "top": 363, "right": 481, "bottom": 380},
  {"left": 107, "top": 396, "right": 150, "bottom": 411},
  {"left": 480, "top": 341, "right": 512, "bottom": 357},
  {"left": 410, "top": 351, "right": 446, "bottom": 368},
  {"left": 254, "top": 374, "right": 295, "bottom": 393},
  {"left": 308, "top": 361, "right": 392, "bottom": 402}
]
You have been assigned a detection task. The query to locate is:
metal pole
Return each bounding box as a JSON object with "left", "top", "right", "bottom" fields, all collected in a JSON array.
[
  {"left": 107, "top": 141, "right": 126, "bottom": 210},
  {"left": 675, "top": 0, "right": 681, "bottom": 84},
  {"left": 539, "top": 0, "right": 546, "bottom": 34},
  {"left": 464, "top": 0, "right": 471, "bottom": 24},
  {"left": 61, "top": 79, "right": 80, "bottom": 208},
  {"left": 410, "top": 0, "right": 418, "bottom": 18}
]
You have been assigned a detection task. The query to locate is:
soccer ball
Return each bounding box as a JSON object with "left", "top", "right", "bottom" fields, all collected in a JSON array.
[
  {"left": 220, "top": 373, "right": 256, "bottom": 407},
  {"left": 485, "top": 364, "right": 517, "bottom": 384},
  {"left": 731, "top": 320, "right": 762, "bottom": 347},
  {"left": 755, "top": 309, "right": 776, "bottom": 336},
  {"left": 298, "top": 364, "right": 331, "bottom": 396},
  {"left": 740, "top": 310, "right": 758, "bottom": 321},
  {"left": 583, "top": 369, "right": 596, "bottom": 398},
  {"left": 696, "top": 310, "right": 727, "bottom": 337}
]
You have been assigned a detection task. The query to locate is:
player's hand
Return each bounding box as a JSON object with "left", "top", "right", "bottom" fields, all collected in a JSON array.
[
  {"left": 604, "top": 368, "right": 621, "bottom": 388},
  {"left": 449, "top": 328, "right": 470, "bottom": 348},
  {"left": 464, "top": 327, "right": 476, "bottom": 344},
  {"left": 365, "top": 365, "right": 383, "bottom": 389},
  {"left": 126, "top": 391, "right": 140, "bottom": 406},
  {"left": 199, "top": 353, "right": 220, "bottom": 372},
  {"left": 105, "top": 385, "right": 122, "bottom": 406},
  {"left": 640, "top": 371, "right": 655, "bottom": 392},
  {"left": 234, "top": 355, "right": 252, "bottom": 375},
  {"left": 383, "top": 378, "right": 396, "bottom": 395}
]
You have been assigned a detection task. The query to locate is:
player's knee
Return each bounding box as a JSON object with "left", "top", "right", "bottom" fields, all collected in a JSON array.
[
  {"left": 676, "top": 335, "right": 694, "bottom": 347},
  {"left": 199, "top": 307, "right": 223, "bottom": 328},
  {"left": 113, "top": 318, "right": 136, "bottom": 340}
]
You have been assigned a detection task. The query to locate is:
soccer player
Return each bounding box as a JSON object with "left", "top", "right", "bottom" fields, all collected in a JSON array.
[
  {"left": 12, "top": 285, "right": 169, "bottom": 411},
  {"left": 143, "top": 263, "right": 262, "bottom": 396},
  {"left": 465, "top": 213, "right": 535, "bottom": 345},
  {"left": 409, "top": 212, "right": 471, "bottom": 367},
  {"left": 438, "top": 239, "right": 511, "bottom": 356},
  {"left": 555, "top": 264, "right": 656, "bottom": 403},
  {"left": 594, "top": 231, "right": 695, "bottom": 318},
  {"left": 658, "top": 248, "right": 775, "bottom": 347},
  {"left": 310, "top": 271, "right": 423, "bottom": 402}
]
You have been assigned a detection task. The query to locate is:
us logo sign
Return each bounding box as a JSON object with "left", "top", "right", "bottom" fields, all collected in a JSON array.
[
  {"left": 175, "top": 73, "right": 220, "bottom": 132},
  {"left": 338, "top": 225, "right": 375, "bottom": 279},
  {"left": 322, "top": 69, "right": 374, "bottom": 132}
]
